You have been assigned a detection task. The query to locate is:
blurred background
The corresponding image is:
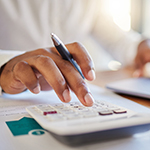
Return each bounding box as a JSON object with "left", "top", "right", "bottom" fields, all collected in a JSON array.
[
  {"left": 91, "top": 0, "right": 150, "bottom": 71},
  {"left": 1, "top": 0, "right": 149, "bottom": 73},
  {"left": 103, "top": 0, "right": 150, "bottom": 36}
]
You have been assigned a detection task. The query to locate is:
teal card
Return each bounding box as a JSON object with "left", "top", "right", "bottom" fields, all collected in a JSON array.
[{"left": 6, "top": 117, "right": 44, "bottom": 136}]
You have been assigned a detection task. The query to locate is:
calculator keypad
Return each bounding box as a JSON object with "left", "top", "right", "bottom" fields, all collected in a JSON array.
[{"left": 33, "top": 101, "right": 127, "bottom": 121}]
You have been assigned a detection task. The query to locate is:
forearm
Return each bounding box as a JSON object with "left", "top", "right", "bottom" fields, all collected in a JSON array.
[{"left": 0, "top": 49, "right": 25, "bottom": 95}]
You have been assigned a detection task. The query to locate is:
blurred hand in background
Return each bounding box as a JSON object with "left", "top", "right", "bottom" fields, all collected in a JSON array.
[{"left": 134, "top": 39, "right": 150, "bottom": 77}]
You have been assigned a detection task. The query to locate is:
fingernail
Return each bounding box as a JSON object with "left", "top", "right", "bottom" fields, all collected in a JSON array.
[
  {"left": 84, "top": 93, "right": 94, "bottom": 106},
  {"left": 88, "top": 69, "right": 96, "bottom": 80},
  {"left": 33, "top": 85, "right": 41, "bottom": 94},
  {"left": 63, "top": 89, "right": 71, "bottom": 102}
]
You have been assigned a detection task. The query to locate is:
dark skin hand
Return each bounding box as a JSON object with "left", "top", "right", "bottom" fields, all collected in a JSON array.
[
  {"left": 134, "top": 39, "right": 150, "bottom": 77},
  {"left": 0, "top": 42, "right": 95, "bottom": 106}
]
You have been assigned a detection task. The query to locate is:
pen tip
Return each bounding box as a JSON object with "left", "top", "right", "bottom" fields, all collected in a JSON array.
[{"left": 51, "top": 33, "right": 54, "bottom": 38}]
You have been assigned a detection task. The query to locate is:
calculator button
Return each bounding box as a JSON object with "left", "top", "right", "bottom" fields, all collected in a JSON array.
[
  {"left": 56, "top": 107, "right": 70, "bottom": 111},
  {"left": 113, "top": 109, "right": 127, "bottom": 114},
  {"left": 43, "top": 111, "right": 57, "bottom": 116},
  {"left": 51, "top": 103, "right": 64, "bottom": 108},
  {"left": 35, "top": 105, "right": 57, "bottom": 115},
  {"left": 60, "top": 110, "right": 75, "bottom": 114},
  {"left": 71, "top": 106, "right": 84, "bottom": 109},
  {"left": 98, "top": 110, "right": 113, "bottom": 115},
  {"left": 66, "top": 114, "right": 82, "bottom": 120},
  {"left": 82, "top": 112, "right": 99, "bottom": 118},
  {"left": 77, "top": 108, "right": 89, "bottom": 112}
]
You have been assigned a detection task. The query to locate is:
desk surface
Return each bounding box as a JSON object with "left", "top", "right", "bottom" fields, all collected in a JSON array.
[
  {"left": 90, "top": 67, "right": 150, "bottom": 108},
  {"left": 1, "top": 67, "right": 150, "bottom": 150}
]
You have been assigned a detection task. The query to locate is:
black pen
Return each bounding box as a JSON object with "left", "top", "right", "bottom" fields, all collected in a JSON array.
[{"left": 51, "top": 33, "right": 85, "bottom": 79}]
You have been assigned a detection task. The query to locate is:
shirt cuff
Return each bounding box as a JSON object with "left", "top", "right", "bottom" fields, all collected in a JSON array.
[{"left": 0, "top": 50, "right": 25, "bottom": 67}]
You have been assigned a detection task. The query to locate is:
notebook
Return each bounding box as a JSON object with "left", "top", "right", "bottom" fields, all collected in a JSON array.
[{"left": 106, "top": 78, "right": 150, "bottom": 99}]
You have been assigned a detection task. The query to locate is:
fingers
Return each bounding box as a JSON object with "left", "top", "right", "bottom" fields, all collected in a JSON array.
[
  {"left": 13, "top": 61, "right": 41, "bottom": 94},
  {"left": 66, "top": 42, "right": 96, "bottom": 81},
  {"left": 133, "top": 67, "right": 144, "bottom": 77},
  {"left": 134, "top": 54, "right": 144, "bottom": 77},
  {"left": 135, "top": 52, "right": 150, "bottom": 69},
  {"left": 55, "top": 58, "right": 94, "bottom": 106},
  {"left": 50, "top": 43, "right": 95, "bottom": 106},
  {"left": 24, "top": 55, "right": 71, "bottom": 103},
  {"left": 16, "top": 46, "right": 94, "bottom": 106},
  {"left": 1, "top": 43, "right": 95, "bottom": 106},
  {"left": 134, "top": 44, "right": 150, "bottom": 77},
  {"left": 134, "top": 54, "right": 150, "bottom": 77}
]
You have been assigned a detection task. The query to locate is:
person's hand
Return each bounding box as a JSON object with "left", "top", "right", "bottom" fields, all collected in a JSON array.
[
  {"left": 0, "top": 42, "right": 95, "bottom": 106},
  {"left": 134, "top": 39, "right": 150, "bottom": 77}
]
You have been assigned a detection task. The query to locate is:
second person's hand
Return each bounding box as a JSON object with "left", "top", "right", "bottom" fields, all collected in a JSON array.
[{"left": 134, "top": 39, "right": 150, "bottom": 77}]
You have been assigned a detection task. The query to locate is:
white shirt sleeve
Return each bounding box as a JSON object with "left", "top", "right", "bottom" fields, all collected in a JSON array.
[
  {"left": 0, "top": 50, "right": 25, "bottom": 67},
  {"left": 0, "top": 49, "right": 25, "bottom": 95},
  {"left": 92, "top": 14, "right": 143, "bottom": 66}
]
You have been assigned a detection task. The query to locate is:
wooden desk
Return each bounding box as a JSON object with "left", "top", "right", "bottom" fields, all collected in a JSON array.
[{"left": 90, "top": 67, "right": 150, "bottom": 108}]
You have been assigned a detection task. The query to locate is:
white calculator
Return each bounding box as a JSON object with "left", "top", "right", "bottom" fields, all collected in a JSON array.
[{"left": 26, "top": 100, "right": 150, "bottom": 146}]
